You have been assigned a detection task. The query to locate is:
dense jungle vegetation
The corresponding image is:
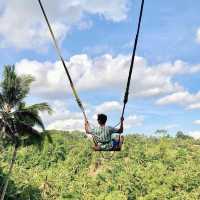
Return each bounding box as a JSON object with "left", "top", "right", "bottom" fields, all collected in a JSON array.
[{"left": 1, "top": 131, "right": 200, "bottom": 200}]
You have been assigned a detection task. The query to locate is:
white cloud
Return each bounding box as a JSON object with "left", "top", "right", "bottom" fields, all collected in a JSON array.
[
  {"left": 41, "top": 99, "right": 142, "bottom": 132},
  {"left": 83, "top": 44, "right": 112, "bottom": 55},
  {"left": 189, "top": 64, "right": 200, "bottom": 73},
  {"left": 188, "top": 103, "right": 200, "bottom": 110},
  {"left": 95, "top": 101, "right": 122, "bottom": 113},
  {"left": 193, "top": 120, "right": 200, "bottom": 125},
  {"left": 187, "top": 131, "right": 200, "bottom": 139},
  {"left": 0, "top": 0, "right": 128, "bottom": 50},
  {"left": 16, "top": 54, "right": 198, "bottom": 100},
  {"left": 156, "top": 90, "right": 200, "bottom": 110},
  {"left": 82, "top": 0, "right": 128, "bottom": 22},
  {"left": 156, "top": 91, "right": 193, "bottom": 106},
  {"left": 47, "top": 118, "right": 84, "bottom": 131},
  {"left": 40, "top": 100, "right": 84, "bottom": 131},
  {"left": 77, "top": 20, "right": 93, "bottom": 30},
  {"left": 0, "top": 0, "right": 68, "bottom": 50},
  {"left": 16, "top": 59, "right": 71, "bottom": 98},
  {"left": 46, "top": 114, "right": 143, "bottom": 132},
  {"left": 46, "top": 113, "right": 143, "bottom": 132},
  {"left": 124, "top": 115, "right": 144, "bottom": 129},
  {"left": 164, "top": 124, "right": 179, "bottom": 130},
  {"left": 43, "top": 101, "right": 83, "bottom": 123},
  {"left": 196, "top": 28, "right": 200, "bottom": 44}
]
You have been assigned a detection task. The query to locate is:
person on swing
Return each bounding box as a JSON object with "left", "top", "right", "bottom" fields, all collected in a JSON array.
[{"left": 85, "top": 114, "right": 124, "bottom": 151}]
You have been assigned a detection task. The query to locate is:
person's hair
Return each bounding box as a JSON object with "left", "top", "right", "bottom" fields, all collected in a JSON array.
[{"left": 97, "top": 114, "right": 107, "bottom": 125}]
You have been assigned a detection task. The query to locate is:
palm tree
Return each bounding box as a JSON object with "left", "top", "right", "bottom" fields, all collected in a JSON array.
[{"left": 0, "top": 65, "right": 52, "bottom": 200}]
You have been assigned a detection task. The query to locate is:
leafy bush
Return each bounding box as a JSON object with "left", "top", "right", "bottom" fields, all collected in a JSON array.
[{"left": 1, "top": 131, "right": 200, "bottom": 199}]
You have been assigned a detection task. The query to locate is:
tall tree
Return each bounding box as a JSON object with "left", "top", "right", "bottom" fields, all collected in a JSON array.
[{"left": 0, "top": 65, "right": 52, "bottom": 200}]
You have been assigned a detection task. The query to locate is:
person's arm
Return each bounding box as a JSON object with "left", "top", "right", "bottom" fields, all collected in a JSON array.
[
  {"left": 117, "top": 117, "right": 124, "bottom": 133},
  {"left": 85, "top": 120, "right": 91, "bottom": 134},
  {"left": 109, "top": 117, "right": 124, "bottom": 134}
]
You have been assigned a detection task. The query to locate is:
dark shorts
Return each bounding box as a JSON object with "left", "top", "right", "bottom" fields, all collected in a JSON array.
[{"left": 112, "top": 139, "right": 120, "bottom": 148}]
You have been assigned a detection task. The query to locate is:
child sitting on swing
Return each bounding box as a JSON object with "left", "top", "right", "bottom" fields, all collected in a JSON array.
[{"left": 85, "top": 114, "right": 124, "bottom": 151}]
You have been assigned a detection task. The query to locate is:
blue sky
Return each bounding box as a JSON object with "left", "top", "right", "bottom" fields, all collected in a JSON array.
[{"left": 0, "top": 0, "right": 200, "bottom": 137}]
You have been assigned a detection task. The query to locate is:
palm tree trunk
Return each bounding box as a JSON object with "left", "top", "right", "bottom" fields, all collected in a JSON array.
[{"left": 0, "top": 143, "right": 18, "bottom": 200}]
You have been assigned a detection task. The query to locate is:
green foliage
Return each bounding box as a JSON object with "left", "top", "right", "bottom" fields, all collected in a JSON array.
[
  {"left": 0, "top": 167, "right": 41, "bottom": 200},
  {"left": 1, "top": 131, "right": 200, "bottom": 199},
  {"left": 176, "top": 131, "right": 193, "bottom": 140}
]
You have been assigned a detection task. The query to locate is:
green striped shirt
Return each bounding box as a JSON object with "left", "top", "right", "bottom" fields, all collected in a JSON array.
[{"left": 91, "top": 126, "right": 118, "bottom": 149}]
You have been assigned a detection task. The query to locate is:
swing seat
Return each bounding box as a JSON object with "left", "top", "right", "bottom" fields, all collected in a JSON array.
[
  {"left": 93, "top": 136, "right": 124, "bottom": 151},
  {"left": 94, "top": 146, "right": 121, "bottom": 152}
]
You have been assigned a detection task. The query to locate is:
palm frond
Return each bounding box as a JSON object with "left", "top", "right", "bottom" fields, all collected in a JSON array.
[
  {"left": 0, "top": 120, "right": 17, "bottom": 143},
  {"left": 17, "top": 75, "right": 35, "bottom": 100},
  {"left": 25, "top": 103, "right": 53, "bottom": 115},
  {"left": 0, "top": 92, "right": 5, "bottom": 110},
  {"left": 0, "top": 112, "right": 16, "bottom": 139},
  {"left": 16, "top": 122, "right": 44, "bottom": 148},
  {"left": 0, "top": 118, "right": 5, "bottom": 138},
  {"left": 16, "top": 122, "right": 41, "bottom": 136},
  {"left": 43, "top": 130, "right": 53, "bottom": 144},
  {"left": 1, "top": 65, "right": 34, "bottom": 108},
  {"left": 1, "top": 65, "right": 17, "bottom": 108},
  {"left": 14, "top": 110, "right": 45, "bottom": 130}
]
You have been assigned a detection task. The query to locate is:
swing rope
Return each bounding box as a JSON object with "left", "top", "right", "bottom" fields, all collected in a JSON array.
[
  {"left": 121, "top": 0, "right": 144, "bottom": 120},
  {"left": 37, "top": 0, "right": 88, "bottom": 122},
  {"left": 110, "top": 0, "right": 144, "bottom": 154}
]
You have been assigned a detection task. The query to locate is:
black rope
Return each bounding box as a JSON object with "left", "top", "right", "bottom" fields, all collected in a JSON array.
[{"left": 121, "top": 0, "right": 144, "bottom": 119}]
